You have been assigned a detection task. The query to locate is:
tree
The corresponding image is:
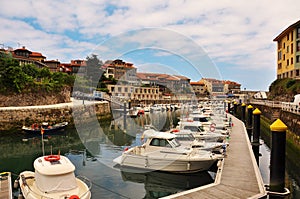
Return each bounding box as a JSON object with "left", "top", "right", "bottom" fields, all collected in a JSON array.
[
  {"left": 85, "top": 54, "right": 104, "bottom": 87},
  {"left": 0, "top": 52, "right": 28, "bottom": 92}
]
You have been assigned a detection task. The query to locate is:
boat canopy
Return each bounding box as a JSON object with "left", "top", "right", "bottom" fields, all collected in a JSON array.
[{"left": 34, "top": 156, "right": 77, "bottom": 193}]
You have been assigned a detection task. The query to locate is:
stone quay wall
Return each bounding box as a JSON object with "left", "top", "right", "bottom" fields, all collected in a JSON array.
[
  {"left": 248, "top": 103, "right": 300, "bottom": 136},
  {"left": 0, "top": 101, "right": 111, "bottom": 131}
]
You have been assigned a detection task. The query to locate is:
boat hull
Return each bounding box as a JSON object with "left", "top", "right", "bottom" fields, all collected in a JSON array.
[
  {"left": 114, "top": 152, "right": 218, "bottom": 173},
  {"left": 22, "top": 122, "right": 68, "bottom": 135},
  {"left": 18, "top": 171, "right": 91, "bottom": 199}
]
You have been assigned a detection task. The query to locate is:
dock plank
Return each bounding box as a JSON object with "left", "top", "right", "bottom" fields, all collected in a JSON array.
[
  {"left": 163, "top": 115, "right": 266, "bottom": 199},
  {"left": 0, "top": 172, "right": 12, "bottom": 199}
]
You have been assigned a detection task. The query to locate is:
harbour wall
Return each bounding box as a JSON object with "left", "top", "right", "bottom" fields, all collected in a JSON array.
[
  {"left": 0, "top": 101, "right": 111, "bottom": 131},
  {"left": 252, "top": 104, "right": 300, "bottom": 136}
]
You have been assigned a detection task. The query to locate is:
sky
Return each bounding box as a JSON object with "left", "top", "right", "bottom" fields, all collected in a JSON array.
[{"left": 1, "top": 0, "right": 300, "bottom": 91}]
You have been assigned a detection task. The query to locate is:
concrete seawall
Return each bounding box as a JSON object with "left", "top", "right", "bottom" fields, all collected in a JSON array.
[{"left": 0, "top": 99, "right": 111, "bottom": 131}]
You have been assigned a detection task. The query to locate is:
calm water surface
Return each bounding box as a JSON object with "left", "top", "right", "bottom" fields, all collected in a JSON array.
[{"left": 0, "top": 110, "right": 299, "bottom": 198}]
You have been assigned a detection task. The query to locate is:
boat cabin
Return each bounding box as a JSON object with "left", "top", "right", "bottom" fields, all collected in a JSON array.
[{"left": 141, "top": 130, "right": 182, "bottom": 152}]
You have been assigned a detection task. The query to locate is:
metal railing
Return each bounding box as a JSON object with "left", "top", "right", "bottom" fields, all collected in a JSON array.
[{"left": 250, "top": 100, "right": 300, "bottom": 115}]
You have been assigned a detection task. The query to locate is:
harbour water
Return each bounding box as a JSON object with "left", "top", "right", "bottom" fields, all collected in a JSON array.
[{"left": 0, "top": 109, "right": 299, "bottom": 198}]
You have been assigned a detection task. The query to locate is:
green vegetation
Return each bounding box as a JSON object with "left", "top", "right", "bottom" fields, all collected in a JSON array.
[
  {"left": 0, "top": 51, "right": 74, "bottom": 94},
  {"left": 268, "top": 78, "right": 300, "bottom": 101}
]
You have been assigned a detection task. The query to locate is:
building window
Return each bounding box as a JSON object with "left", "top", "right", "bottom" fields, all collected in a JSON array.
[
  {"left": 278, "top": 63, "right": 282, "bottom": 69},
  {"left": 297, "top": 41, "right": 300, "bottom": 51},
  {"left": 287, "top": 45, "right": 289, "bottom": 53},
  {"left": 278, "top": 51, "right": 282, "bottom": 60},
  {"left": 291, "top": 43, "right": 293, "bottom": 54},
  {"left": 297, "top": 55, "right": 300, "bottom": 63},
  {"left": 283, "top": 42, "right": 285, "bottom": 49},
  {"left": 291, "top": 57, "right": 293, "bottom": 65},
  {"left": 287, "top": 34, "right": 289, "bottom": 40},
  {"left": 297, "top": 27, "right": 300, "bottom": 38},
  {"left": 291, "top": 31, "right": 294, "bottom": 41},
  {"left": 287, "top": 59, "right": 289, "bottom": 66},
  {"left": 296, "top": 69, "right": 300, "bottom": 76},
  {"left": 283, "top": 54, "right": 285, "bottom": 60}
]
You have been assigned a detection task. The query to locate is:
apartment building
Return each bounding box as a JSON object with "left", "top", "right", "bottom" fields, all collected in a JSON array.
[
  {"left": 60, "top": 59, "right": 87, "bottom": 75},
  {"left": 273, "top": 19, "right": 300, "bottom": 79},
  {"left": 107, "top": 84, "right": 160, "bottom": 101},
  {"left": 190, "top": 80, "right": 207, "bottom": 96},
  {"left": 136, "top": 72, "right": 191, "bottom": 94},
  {"left": 102, "top": 59, "right": 137, "bottom": 82}
]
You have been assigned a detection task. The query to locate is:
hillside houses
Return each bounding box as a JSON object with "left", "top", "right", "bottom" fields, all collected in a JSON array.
[{"left": 0, "top": 46, "right": 241, "bottom": 99}]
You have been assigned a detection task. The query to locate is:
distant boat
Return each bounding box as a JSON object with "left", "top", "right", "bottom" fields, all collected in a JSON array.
[
  {"left": 17, "top": 155, "right": 91, "bottom": 199},
  {"left": 22, "top": 122, "right": 68, "bottom": 134}
]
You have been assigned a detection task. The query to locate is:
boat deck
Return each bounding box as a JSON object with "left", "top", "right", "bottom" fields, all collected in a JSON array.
[
  {"left": 163, "top": 115, "right": 267, "bottom": 199},
  {"left": 0, "top": 172, "right": 12, "bottom": 199}
]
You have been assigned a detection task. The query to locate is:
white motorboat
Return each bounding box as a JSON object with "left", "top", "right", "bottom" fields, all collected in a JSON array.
[
  {"left": 174, "top": 121, "right": 228, "bottom": 142},
  {"left": 173, "top": 132, "right": 225, "bottom": 153},
  {"left": 113, "top": 130, "right": 223, "bottom": 173},
  {"left": 18, "top": 155, "right": 92, "bottom": 199}
]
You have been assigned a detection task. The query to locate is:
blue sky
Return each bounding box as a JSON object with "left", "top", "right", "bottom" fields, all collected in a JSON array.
[{"left": 1, "top": 0, "right": 300, "bottom": 91}]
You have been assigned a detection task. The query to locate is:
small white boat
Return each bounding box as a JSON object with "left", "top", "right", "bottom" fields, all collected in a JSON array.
[
  {"left": 113, "top": 130, "right": 223, "bottom": 173},
  {"left": 18, "top": 155, "right": 91, "bottom": 199}
]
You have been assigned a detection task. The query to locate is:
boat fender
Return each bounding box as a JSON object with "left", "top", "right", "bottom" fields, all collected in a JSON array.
[
  {"left": 69, "top": 195, "right": 80, "bottom": 199},
  {"left": 14, "top": 179, "right": 19, "bottom": 188},
  {"left": 124, "top": 147, "right": 129, "bottom": 151},
  {"left": 171, "top": 129, "right": 179, "bottom": 133},
  {"left": 44, "top": 155, "right": 60, "bottom": 162}
]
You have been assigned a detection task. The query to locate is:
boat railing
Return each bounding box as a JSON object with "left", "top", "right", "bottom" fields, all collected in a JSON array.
[{"left": 77, "top": 175, "right": 93, "bottom": 198}]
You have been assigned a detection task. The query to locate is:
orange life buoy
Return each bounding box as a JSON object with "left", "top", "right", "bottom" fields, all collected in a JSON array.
[
  {"left": 69, "top": 195, "right": 80, "bottom": 199},
  {"left": 44, "top": 155, "right": 60, "bottom": 162}
]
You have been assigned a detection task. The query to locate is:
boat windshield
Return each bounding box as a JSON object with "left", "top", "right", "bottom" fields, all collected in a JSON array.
[
  {"left": 183, "top": 125, "right": 205, "bottom": 132},
  {"left": 168, "top": 138, "right": 181, "bottom": 148}
]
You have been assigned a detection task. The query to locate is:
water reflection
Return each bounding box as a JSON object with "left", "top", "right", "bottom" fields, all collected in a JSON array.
[
  {"left": 120, "top": 169, "right": 214, "bottom": 199},
  {"left": 2, "top": 108, "right": 299, "bottom": 198}
]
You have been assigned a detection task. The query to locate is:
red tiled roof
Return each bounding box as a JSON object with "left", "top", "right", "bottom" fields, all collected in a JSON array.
[
  {"left": 137, "top": 72, "right": 189, "bottom": 81},
  {"left": 30, "top": 52, "right": 46, "bottom": 58},
  {"left": 190, "top": 81, "right": 205, "bottom": 85}
]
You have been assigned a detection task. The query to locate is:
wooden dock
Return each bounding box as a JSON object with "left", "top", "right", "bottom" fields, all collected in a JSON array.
[
  {"left": 163, "top": 115, "right": 267, "bottom": 199},
  {"left": 0, "top": 172, "right": 13, "bottom": 199}
]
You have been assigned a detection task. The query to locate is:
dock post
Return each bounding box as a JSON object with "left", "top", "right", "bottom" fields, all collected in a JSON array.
[
  {"left": 128, "top": 99, "right": 131, "bottom": 109},
  {"left": 268, "top": 119, "right": 290, "bottom": 198},
  {"left": 241, "top": 103, "right": 246, "bottom": 123},
  {"left": 252, "top": 108, "right": 261, "bottom": 143},
  {"left": 123, "top": 102, "right": 127, "bottom": 132},
  {"left": 233, "top": 101, "right": 237, "bottom": 115},
  {"left": 247, "top": 105, "right": 253, "bottom": 140},
  {"left": 227, "top": 101, "right": 231, "bottom": 113},
  {"left": 252, "top": 108, "right": 261, "bottom": 165}
]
